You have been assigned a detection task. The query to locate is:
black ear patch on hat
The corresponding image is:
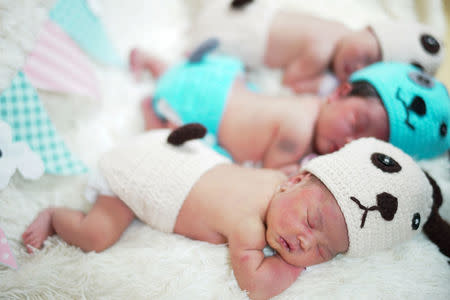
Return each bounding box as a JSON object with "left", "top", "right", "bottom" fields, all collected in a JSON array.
[
  {"left": 230, "top": 0, "right": 254, "bottom": 9},
  {"left": 420, "top": 34, "right": 440, "bottom": 54},
  {"left": 167, "top": 123, "right": 207, "bottom": 145},
  {"left": 422, "top": 171, "right": 450, "bottom": 258},
  {"left": 371, "top": 153, "right": 402, "bottom": 173}
]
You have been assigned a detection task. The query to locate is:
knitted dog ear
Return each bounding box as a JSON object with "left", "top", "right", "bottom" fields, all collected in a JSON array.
[
  {"left": 423, "top": 171, "right": 450, "bottom": 258},
  {"left": 167, "top": 123, "right": 207, "bottom": 146},
  {"left": 188, "top": 38, "right": 220, "bottom": 63}
]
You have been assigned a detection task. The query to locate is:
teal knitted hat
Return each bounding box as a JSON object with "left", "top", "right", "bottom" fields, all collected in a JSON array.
[{"left": 350, "top": 62, "right": 450, "bottom": 159}]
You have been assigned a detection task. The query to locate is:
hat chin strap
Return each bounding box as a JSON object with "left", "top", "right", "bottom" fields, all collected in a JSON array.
[{"left": 422, "top": 171, "right": 450, "bottom": 259}]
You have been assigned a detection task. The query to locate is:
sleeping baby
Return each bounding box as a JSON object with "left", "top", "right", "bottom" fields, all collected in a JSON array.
[
  {"left": 23, "top": 125, "right": 449, "bottom": 299},
  {"left": 189, "top": 0, "right": 445, "bottom": 95},
  {"left": 130, "top": 47, "right": 450, "bottom": 174}
]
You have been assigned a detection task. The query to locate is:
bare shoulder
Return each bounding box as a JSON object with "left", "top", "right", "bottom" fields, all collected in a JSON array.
[
  {"left": 229, "top": 216, "right": 267, "bottom": 251},
  {"left": 278, "top": 96, "right": 321, "bottom": 137}
]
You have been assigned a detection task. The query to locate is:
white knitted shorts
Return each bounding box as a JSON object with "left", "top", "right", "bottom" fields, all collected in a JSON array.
[
  {"left": 85, "top": 129, "right": 231, "bottom": 233},
  {"left": 189, "top": 0, "right": 279, "bottom": 68}
]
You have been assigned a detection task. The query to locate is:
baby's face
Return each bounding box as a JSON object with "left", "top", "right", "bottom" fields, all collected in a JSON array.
[
  {"left": 333, "top": 28, "right": 381, "bottom": 81},
  {"left": 266, "top": 173, "right": 349, "bottom": 267},
  {"left": 315, "top": 95, "right": 389, "bottom": 154}
]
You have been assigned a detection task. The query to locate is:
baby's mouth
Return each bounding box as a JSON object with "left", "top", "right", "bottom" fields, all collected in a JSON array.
[{"left": 279, "top": 236, "right": 292, "bottom": 252}]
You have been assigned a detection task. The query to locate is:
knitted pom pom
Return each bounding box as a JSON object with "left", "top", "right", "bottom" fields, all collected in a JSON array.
[
  {"left": 230, "top": 0, "right": 254, "bottom": 10},
  {"left": 167, "top": 123, "right": 207, "bottom": 146}
]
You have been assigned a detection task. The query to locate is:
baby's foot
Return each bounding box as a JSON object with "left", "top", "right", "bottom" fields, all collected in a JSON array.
[
  {"left": 22, "top": 208, "right": 55, "bottom": 253},
  {"left": 129, "top": 48, "right": 167, "bottom": 81}
]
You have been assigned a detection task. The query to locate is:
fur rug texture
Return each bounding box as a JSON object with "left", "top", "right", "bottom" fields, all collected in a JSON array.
[{"left": 0, "top": 0, "right": 449, "bottom": 299}]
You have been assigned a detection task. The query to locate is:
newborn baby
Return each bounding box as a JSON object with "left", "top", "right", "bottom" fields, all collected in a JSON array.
[
  {"left": 131, "top": 47, "right": 450, "bottom": 175},
  {"left": 23, "top": 125, "right": 449, "bottom": 299},
  {"left": 189, "top": 0, "right": 445, "bottom": 94}
]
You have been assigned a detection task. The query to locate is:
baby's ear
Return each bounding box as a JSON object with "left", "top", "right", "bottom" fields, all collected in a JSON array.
[
  {"left": 279, "top": 172, "right": 310, "bottom": 192},
  {"left": 328, "top": 82, "right": 352, "bottom": 102}
]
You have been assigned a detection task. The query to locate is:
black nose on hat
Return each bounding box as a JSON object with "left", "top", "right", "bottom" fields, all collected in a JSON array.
[
  {"left": 350, "top": 192, "right": 398, "bottom": 228},
  {"left": 420, "top": 34, "right": 440, "bottom": 54},
  {"left": 376, "top": 192, "right": 398, "bottom": 221}
]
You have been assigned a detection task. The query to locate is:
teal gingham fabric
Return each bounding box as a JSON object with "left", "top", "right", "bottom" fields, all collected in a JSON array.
[
  {"left": 0, "top": 72, "right": 88, "bottom": 175},
  {"left": 50, "top": 0, "right": 122, "bottom": 67}
]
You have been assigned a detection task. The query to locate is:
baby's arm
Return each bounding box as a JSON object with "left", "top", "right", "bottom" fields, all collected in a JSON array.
[
  {"left": 262, "top": 125, "right": 305, "bottom": 172},
  {"left": 229, "top": 218, "right": 304, "bottom": 300}
]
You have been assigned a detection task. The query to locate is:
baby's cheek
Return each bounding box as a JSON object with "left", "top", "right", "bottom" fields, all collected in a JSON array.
[{"left": 323, "top": 203, "right": 342, "bottom": 220}]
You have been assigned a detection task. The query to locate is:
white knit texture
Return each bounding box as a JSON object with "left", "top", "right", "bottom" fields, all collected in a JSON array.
[
  {"left": 99, "top": 129, "right": 231, "bottom": 233},
  {"left": 303, "top": 138, "right": 433, "bottom": 257},
  {"left": 370, "top": 20, "right": 445, "bottom": 74},
  {"left": 189, "top": 0, "right": 279, "bottom": 68}
]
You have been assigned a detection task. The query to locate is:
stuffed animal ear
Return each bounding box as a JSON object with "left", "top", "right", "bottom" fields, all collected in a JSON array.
[
  {"left": 423, "top": 171, "right": 450, "bottom": 258},
  {"left": 167, "top": 123, "right": 207, "bottom": 146}
]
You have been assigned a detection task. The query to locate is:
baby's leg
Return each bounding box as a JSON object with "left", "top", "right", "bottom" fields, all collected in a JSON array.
[
  {"left": 129, "top": 48, "right": 168, "bottom": 80},
  {"left": 22, "top": 195, "right": 135, "bottom": 253}
]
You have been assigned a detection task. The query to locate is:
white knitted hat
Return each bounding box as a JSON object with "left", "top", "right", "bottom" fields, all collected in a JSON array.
[
  {"left": 302, "top": 138, "right": 433, "bottom": 257},
  {"left": 370, "top": 20, "right": 445, "bottom": 74}
]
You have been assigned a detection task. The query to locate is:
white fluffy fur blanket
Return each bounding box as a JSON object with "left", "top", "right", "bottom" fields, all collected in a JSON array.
[{"left": 1, "top": 0, "right": 449, "bottom": 299}]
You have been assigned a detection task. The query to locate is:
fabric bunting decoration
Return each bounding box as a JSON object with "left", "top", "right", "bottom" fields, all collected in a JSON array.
[
  {"left": 0, "top": 227, "right": 17, "bottom": 270},
  {"left": 0, "top": 120, "right": 44, "bottom": 189},
  {"left": 0, "top": 72, "right": 88, "bottom": 175},
  {"left": 23, "top": 20, "right": 101, "bottom": 100},
  {"left": 49, "top": 0, "right": 123, "bottom": 67}
]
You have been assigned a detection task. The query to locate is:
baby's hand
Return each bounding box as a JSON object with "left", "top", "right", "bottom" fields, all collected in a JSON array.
[{"left": 229, "top": 218, "right": 304, "bottom": 299}]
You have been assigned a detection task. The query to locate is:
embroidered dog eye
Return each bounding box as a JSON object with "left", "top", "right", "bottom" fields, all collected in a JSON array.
[
  {"left": 408, "top": 96, "right": 426, "bottom": 116},
  {"left": 371, "top": 153, "right": 402, "bottom": 173},
  {"left": 420, "top": 34, "right": 440, "bottom": 54},
  {"left": 408, "top": 71, "right": 434, "bottom": 88},
  {"left": 440, "top": 122, "right": 447, "bottom": 137},
  {"left": 411, "top": 213, "right": 421, "bottom": 230}
]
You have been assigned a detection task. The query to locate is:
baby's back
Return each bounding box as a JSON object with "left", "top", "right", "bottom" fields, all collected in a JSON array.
[{"left": 174, "top": 164, "right": 285, "bottom": 244}]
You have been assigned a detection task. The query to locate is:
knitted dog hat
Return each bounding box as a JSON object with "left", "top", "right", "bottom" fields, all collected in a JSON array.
[
  {"left": 350, "top": 62, "right": 450, "bottom": 160},
  {"left": 302, "top": 137, "right": 435, "bottom": 257},
  {"left": 369, "top": 20, "right": 445, "bottom": 74}
]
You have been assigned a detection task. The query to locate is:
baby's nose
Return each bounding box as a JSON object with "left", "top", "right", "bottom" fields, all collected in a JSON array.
[{"left": 297, "top": 233, "right": 315, "bottom": 251}]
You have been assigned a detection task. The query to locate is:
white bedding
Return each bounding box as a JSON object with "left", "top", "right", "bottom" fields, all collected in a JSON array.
[{"left": 1, "top": 0, "right": 449, "bottom": 299}]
